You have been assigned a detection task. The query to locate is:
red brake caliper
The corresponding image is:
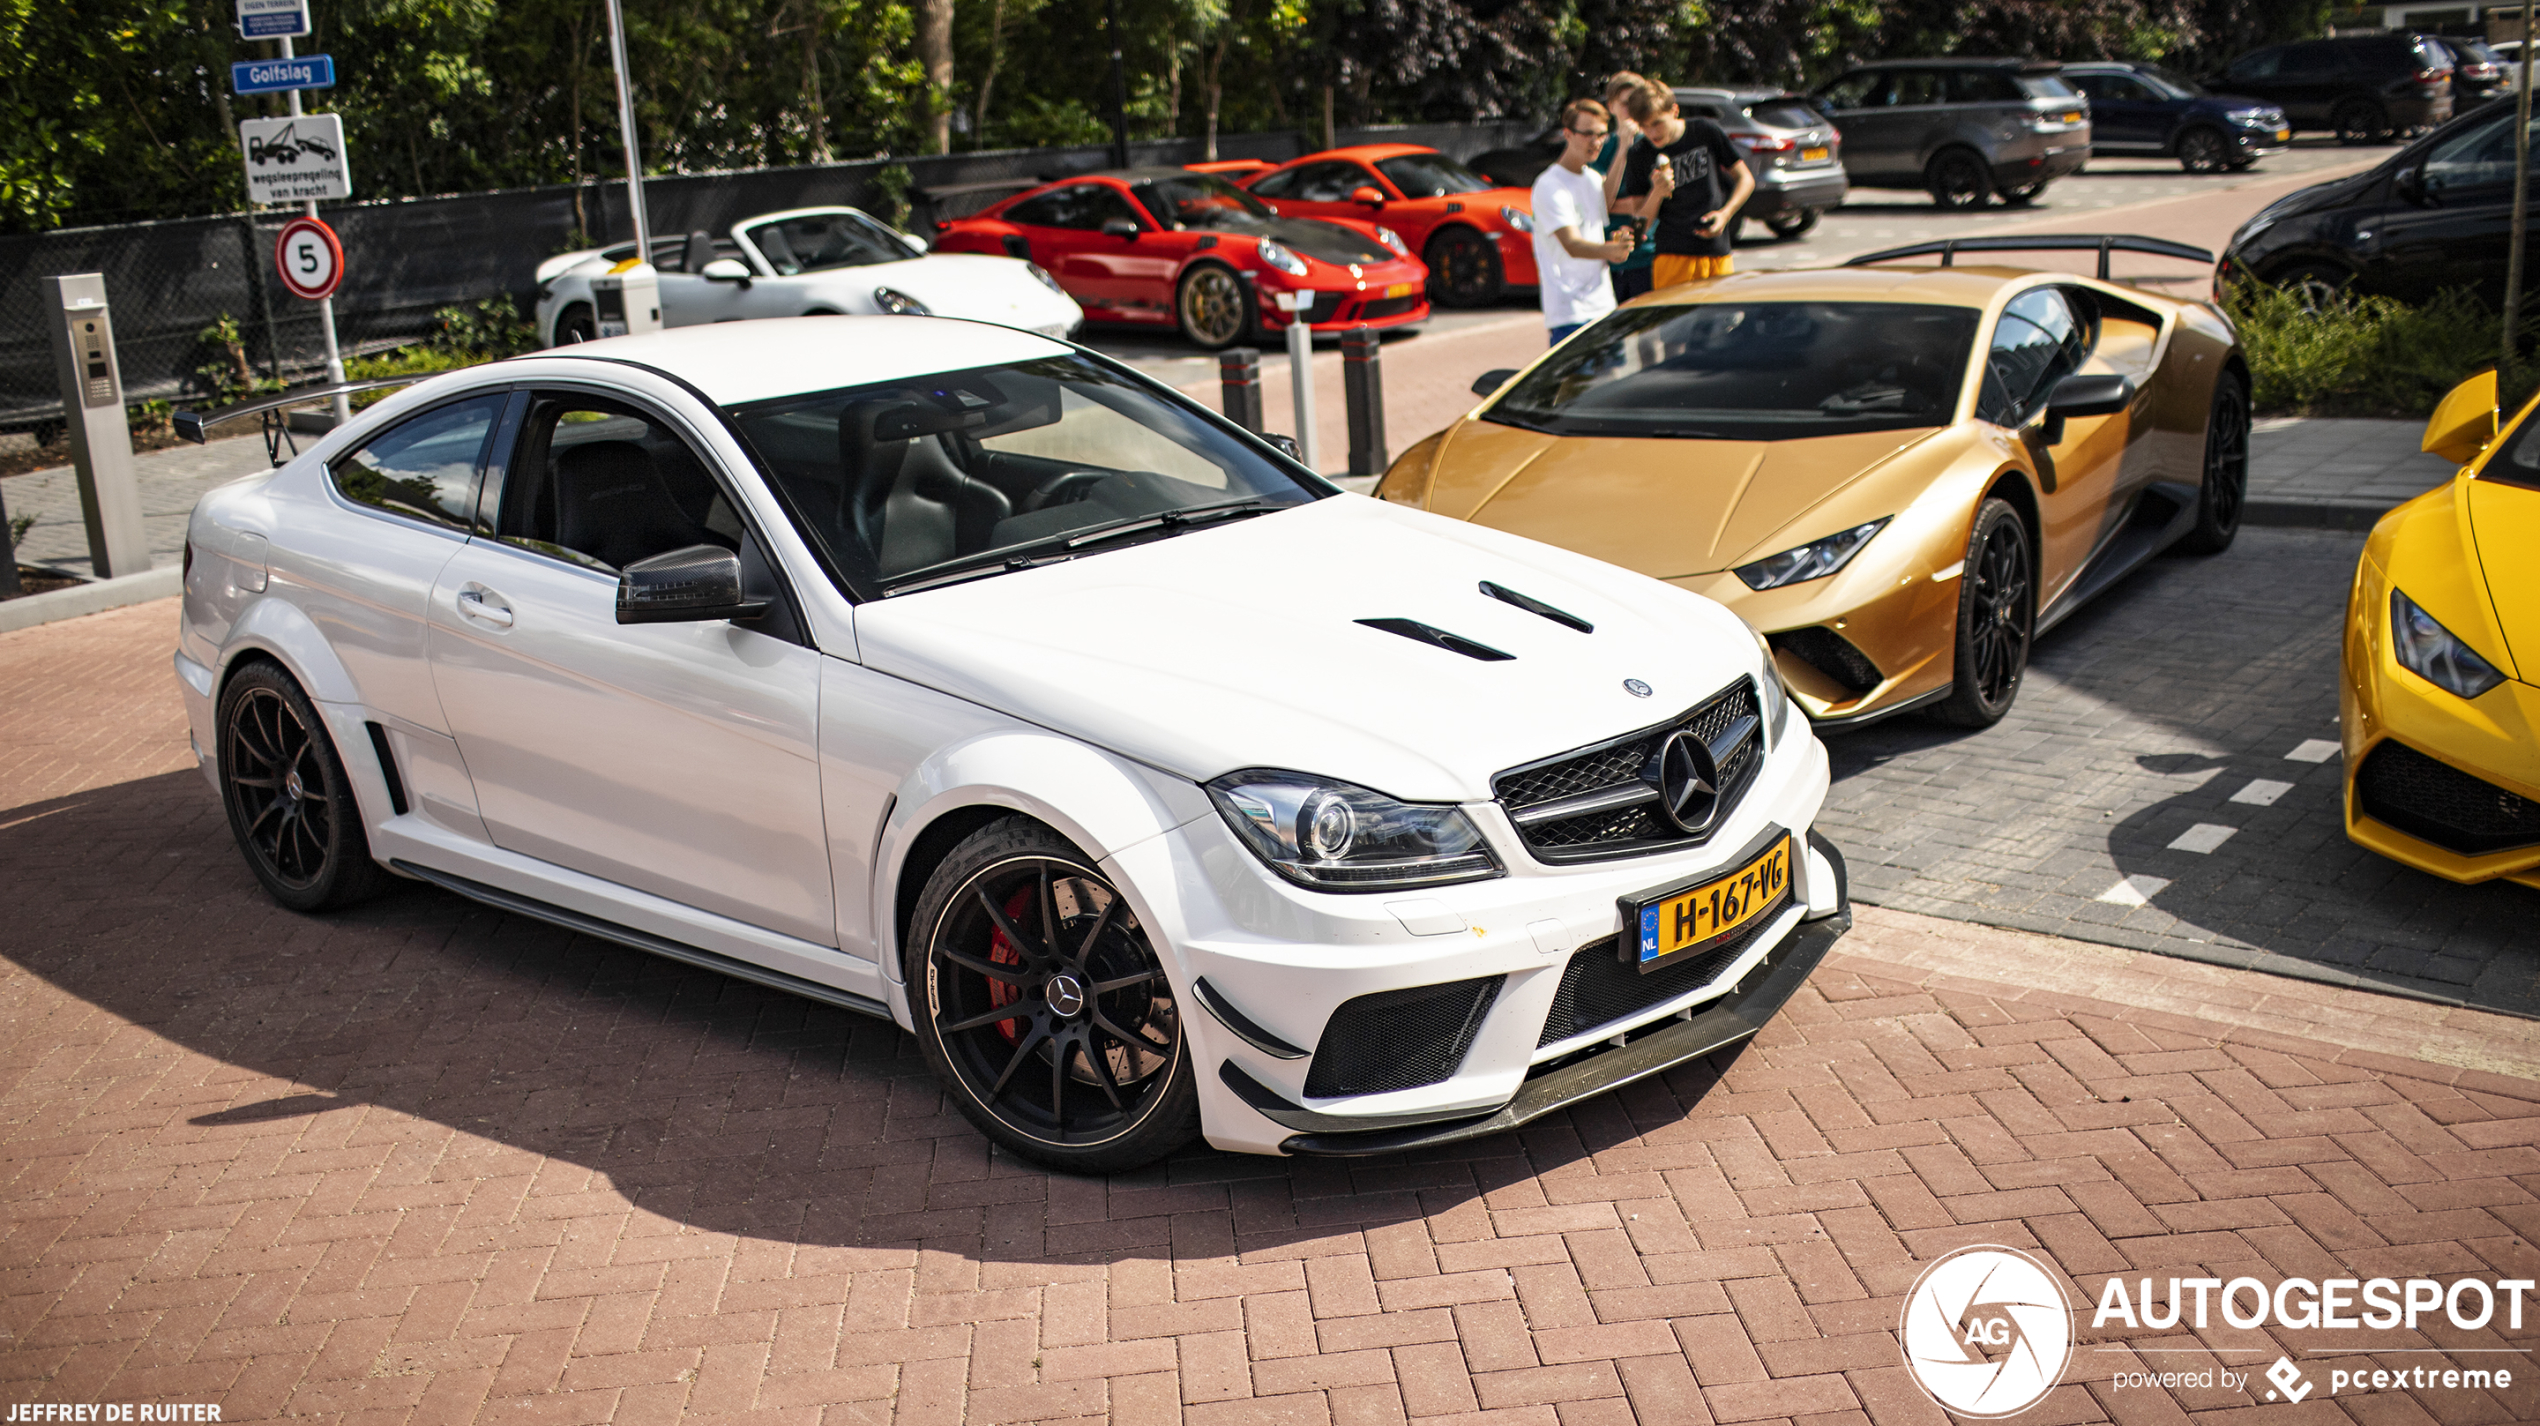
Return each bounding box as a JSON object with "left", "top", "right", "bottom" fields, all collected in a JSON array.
[{"left": 986, "top": 885, "right": 1036, "bottom": 1043}]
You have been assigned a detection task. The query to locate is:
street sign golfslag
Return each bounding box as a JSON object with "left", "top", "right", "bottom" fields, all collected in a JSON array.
[{"left": 232, "top": 54, "right": 334, "bottom": 94}]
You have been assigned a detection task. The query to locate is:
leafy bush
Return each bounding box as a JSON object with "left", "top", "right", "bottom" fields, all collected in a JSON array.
[
  {"left": 2224, "top": 280, "right": 2530, "bottom": 418},
  {"left": 429, "top": 297, "right": 537, "bottom": 359}
]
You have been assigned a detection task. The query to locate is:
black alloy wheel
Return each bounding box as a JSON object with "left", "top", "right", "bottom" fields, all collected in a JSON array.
[
  {"left": 1927, "top": 149, "right": 1992, "bottom": 211},
  {"left": 555, "top": 302, "right": 597, "bottom": 344},
  {"left": 2178, "top": 374, "right": 2250, "bottom": 555},
  {"left": 1764, "top": 208, "right": 1819, "bottom": 240},
  {"left": 1426, "top": 226, "right": 1503, "bottom": 307},
  {"left": 1936, "top": 498, "right": 2034, "bottom": 728},
  {"left": 1176, "top": 262, "right": 1249, "bottom": 349},
  {"left": 216, "top": 662, "right": 394, "bottom": 911},
  {"left": 908, "top": 817, "right": 1199, "bottom": 1172},
  {"left": 2176, "top": 126, "right": 2232, "bottom": 174},
  {"left": 2334, "top": 99, "right": 2394, "bottom": 145}
]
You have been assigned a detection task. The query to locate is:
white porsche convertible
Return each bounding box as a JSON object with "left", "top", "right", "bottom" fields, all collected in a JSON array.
[
  {"left": 172, "top": 320, "right": 1847, "bottom": 1171},
  {"left": 534, "top": 205, "right": 1082, "bottom": 347}
]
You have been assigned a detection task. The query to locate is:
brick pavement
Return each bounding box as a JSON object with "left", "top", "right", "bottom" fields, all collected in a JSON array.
[{"left": 6, "top": 599, "right": 2540, "bottom": 1425}]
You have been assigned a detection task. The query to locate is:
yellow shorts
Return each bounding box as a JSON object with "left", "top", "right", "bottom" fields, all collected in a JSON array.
[{"left": 1651, "top": 253, "right": 1733, "bottom": 287}]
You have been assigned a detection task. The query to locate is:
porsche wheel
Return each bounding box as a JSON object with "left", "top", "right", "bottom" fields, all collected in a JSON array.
[
  {"left": 908, "top": 817, "right": 1199, "bottom": 1173},
  {"left": 217, "top": 662, "right": 395, "bottom": 912},
  {"left": 2178, "top": 374, "right": 2249, "bottom": 555},
  {"left": 1927, "top": 149, "right": 1991, "bottom": 210},
  {"left": 555, "top": 303, "right": 597, "bottom": 344},
  {"left": 1936, "top": 499, "right": 2034, "bottom": 728},
  {"left": 1426, "top": 227, "right": 1504, "bottom": 307},
  {"left": 2176, "top": 126, "right": 2232, "bottom": 174},
  {"left": 1176, "top": 263, "right": 1248, "bottom": 349}
]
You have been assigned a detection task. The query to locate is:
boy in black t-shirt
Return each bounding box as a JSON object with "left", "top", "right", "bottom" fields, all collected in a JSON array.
[{"left": 1614, "top": 79, "right": 1754, "bottom": 288}]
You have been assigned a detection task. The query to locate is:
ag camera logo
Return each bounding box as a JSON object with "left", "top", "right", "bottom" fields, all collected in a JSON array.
[{"left": 1902, "top": 1245, "right": 2075, "bottom": 1417}]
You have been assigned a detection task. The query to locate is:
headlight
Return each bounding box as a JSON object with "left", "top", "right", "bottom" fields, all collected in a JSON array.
[
  {"left": 1735, "top": 518, "right": 1891, "bottom": 591},
  {"left": 1749, "top": 625, "right": 1793, "bottom": 745},
  {"left": 872, "top": 286, "right": 931, "bottom": 315},
  {"left": 1374, "top": 226, "right": 1409, "bottom": 257},
  {"left": 2391, "top": 590, "right": 2505, "bottom": 699},
  {"left": 1024, "top": 261, "right": 1066, "bottom": 295},
  {"left": 1206, "top": 770, "right": 1502, "bottom": 892},
  {"left": 1501, "top": 206, "right": 1535, "bottom": 234},
  {"left": 1255, "top": 239, "right": 1309, "bottom": 277},
  {"left": 2225, "top": 107, "right": 2269, "bottom": 124}
]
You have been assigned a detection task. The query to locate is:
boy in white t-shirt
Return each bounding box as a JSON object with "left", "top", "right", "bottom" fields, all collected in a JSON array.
[{"left": 1528, "top": 97, "right": 1637, "bottom": 346}]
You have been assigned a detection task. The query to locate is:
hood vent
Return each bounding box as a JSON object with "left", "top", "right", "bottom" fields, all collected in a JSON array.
[
  {"left": 1480, "top": 581, "right": 1592, "bottom": 633},
  {"left": 1356, "top": 617, "right": 1514, "bottom": 662}
]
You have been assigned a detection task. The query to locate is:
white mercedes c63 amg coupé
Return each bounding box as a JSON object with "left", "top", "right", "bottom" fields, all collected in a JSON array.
[{"left": 173, "top": 318, "right": 1851, "bottom": 1170}]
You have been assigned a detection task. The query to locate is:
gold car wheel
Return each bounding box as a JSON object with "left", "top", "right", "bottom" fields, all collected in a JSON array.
[
  {"left": 2180, "top": 375, "right": 2249, "bottom": 554},
  {"left": 1177, "top": 264, "right": 1247, "bottom": 349},
  {"left": 1938, "top": 499, "right": 2033, "bottom": 728}
]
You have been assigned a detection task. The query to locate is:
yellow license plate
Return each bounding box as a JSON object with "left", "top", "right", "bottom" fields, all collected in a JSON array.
[
  {"left": 1630, "top": 834, "right": 1792, "bottom": 970},
  {"left": 2275, "top": 128, "right": 2290, "bottom": 141},
  {"left": 1386, "top": 282, "right": 1415, "bottom": 298},
  {"left": 1801, "top": 146, "right": 1830, "bottom": 162}
]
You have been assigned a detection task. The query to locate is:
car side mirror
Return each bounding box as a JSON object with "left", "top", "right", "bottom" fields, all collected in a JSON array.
[
  {"left": 2423, "top": 368, "right": 2498, "bottom": 464},
  {"left": 1100, "top": 217, "right": 1142, "bottom": 239},
  {"left": 1350, "top": 186, "right": 1387, "bottom": 207},
  {"left": 1472, "top": 368, "right": 1519, "bottom": 398},
  {"left": 2038, "top": 372, "right": 2134, "bottom": 444},
  {"left": 616, "top": 544, "right": 770, "bottom": 624},
  {"left": 700, "top": 258, "right": 753, "bottom": 284},
  {"left": 1263, "top": 433, "right": 1305, "bottom": 462},
  {"left": 2394, "top": 165, "right": 2428, "bottom": 204}
]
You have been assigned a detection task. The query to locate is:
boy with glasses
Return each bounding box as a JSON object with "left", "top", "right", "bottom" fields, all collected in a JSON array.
[
  {"left": 1615, "top": 78, "right": 1754, "bottom": 288},
  {"left": 1530, "top": 98, "right": 1636, "bottom": 345}
]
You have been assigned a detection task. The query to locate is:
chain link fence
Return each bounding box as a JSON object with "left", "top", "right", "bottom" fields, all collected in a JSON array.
[{"left": 0, "top": 120, "right": 1536, "bottom": 436}]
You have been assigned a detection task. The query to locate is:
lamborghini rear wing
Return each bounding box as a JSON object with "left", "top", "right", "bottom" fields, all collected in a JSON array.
[{"left": 1845, "top": 235, "right": 2214, "bottom": 281}]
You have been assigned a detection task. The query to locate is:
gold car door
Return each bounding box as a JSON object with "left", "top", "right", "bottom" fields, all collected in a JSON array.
[{"left": 1978, "top": 286, "right": 2128, "bottom": 604}]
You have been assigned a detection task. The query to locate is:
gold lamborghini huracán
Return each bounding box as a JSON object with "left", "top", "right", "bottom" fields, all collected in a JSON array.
[{"left": 1378, "top": 237, "right": 2248, "bottom": 727}]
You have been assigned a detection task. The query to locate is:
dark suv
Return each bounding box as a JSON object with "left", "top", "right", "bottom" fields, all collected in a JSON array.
[
  {"left": 1810, "top": 59, "right": 2091, "bottom": 210},
  {"left": 2064, "top": 62, "right": 2288, "bottom": 172},
  {"left": 2427, "top": 35, "right": 2512, "bottom": 104},
  {"left": 2215, "top": 34, "right": 2454, "bottom": 144}
]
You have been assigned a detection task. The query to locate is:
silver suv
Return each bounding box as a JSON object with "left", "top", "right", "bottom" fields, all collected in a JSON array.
[
  {"left": 1811, "top": 58, "right": 2092, "bottom": 210},
  {"left": 1671, "top": 87, "right": 1849, "bottom": 240}
]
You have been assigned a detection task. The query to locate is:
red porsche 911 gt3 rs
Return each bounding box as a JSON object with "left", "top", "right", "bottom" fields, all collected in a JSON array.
[
  {"left": 933, "top": 167, "right": 1431, "bottom": 350},
  {"left": 1234, "top": 144, "right": 1540, "bottom": 308}
]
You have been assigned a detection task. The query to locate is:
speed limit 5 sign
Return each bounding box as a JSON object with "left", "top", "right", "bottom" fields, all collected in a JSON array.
[{"left": 274, "top": 216, "right": 344, "bottom": 301}]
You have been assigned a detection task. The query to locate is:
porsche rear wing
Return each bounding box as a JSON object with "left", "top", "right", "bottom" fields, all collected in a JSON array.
[
  {"left": 173, "top": 374, "right": 436, "bottom": 467},
  {"left": 1845, "top": 235, "right": 2214, "bottom": 281}
]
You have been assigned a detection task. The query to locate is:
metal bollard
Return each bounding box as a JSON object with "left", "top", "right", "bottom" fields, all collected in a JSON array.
[
  {"left": 1281, "top": 295, "right": 1320, "bottom": 472},
  {"left": 0, "top": 478, "right": 18, "bottom": 596},
  {"left": 1342, "top": 326, "right": 1387, "bottom": 477},
  {"left": 1219, "top": 347, "right": 1263, "bottom": 433}
]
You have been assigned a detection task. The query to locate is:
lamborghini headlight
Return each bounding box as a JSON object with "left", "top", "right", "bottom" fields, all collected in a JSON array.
[
  {"left": 1207, "top": 770, "right": 1501, "bottom": 892},
  {"left": 2392, "top": 589, "right": 2505, "bottom": 699},
  {"left": 1735, "top": 518, "right": 1892, "bottom": 591}
]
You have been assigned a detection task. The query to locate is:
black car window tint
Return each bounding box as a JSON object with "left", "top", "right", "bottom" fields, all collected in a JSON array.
[
  {"left": 498, "top": 397, "right": 741, "bottom": 573},
  {"left": 1818, "top": 73, "right": 1882, "bottom": 109},
  {"left": 1289, "top": 162, "right": 1369, "bottom": 202},
  {"left": 2286, "top": 41, "right": 2348, "bottom": 77},
  {"left": 1376, "top": 153, "right": 1493, "bottom": 197},
  {"left": 1249, "top": 167, "right": 1299, "bottom": 198},
  {"left": 2424, "top": 111, "right": 2522, "bottom": 193},
  {"left": 329, "top": 394, "right": 504, "bottom": 532},
  {"left": 1083, "top": 185, "right": 1145, "bottom": 229},
  {"left": 1745, "top": 100, "right": 1819, "bottom": 129},
  {"left": 1979, "top": 288, "right": 2084, "bottom": 427},
  {"left": 1951, "top": 70, "right": 2021, "bottom": 104},
  {"left": 2228, "top": 48, "right": 2282, "bottom": 82},
  {"left": 1891, "top": 71, "right": 1946, "bottom": 106},
  {"left": 1004, "top": 186, "right": 1084, "bottom": 228}
]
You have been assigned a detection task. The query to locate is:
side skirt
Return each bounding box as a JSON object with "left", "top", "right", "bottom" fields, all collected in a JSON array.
[{"left": 2036, "top": 480, "right": 2199, "bottom": 638}]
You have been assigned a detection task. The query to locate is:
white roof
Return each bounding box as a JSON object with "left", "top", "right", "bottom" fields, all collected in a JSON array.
[{"left": 541, "top": 316, "right": 1074, "bottom": 406}]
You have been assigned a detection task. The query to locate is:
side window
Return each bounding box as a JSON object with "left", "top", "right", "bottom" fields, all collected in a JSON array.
[
  {"left": 1289, "top": 162, "right": 1371, "bottom": 202},
  {"left": 1890, "top": 71, "right": 1947, "bottom": 107},
  {"left": 2284, "top": 41, "right": 2347, "bottom": 78},
  {"left": 1249, "top": 166, "right": 1300, "bottom": 199},
  {"left": 1950, "top": 70, "right": 2020, "bottom": 104},
  {"left": 1978, "top": 289, "right": 2086, "bottom": 427},
  {"left": 2226, "top": 48, "right": 2280, "bottom": 83},
  {"left": 1005, "top": 186, "right": 1087, "bottom": 228},
  {"left": 1818, "top": 73, "right": 1883, "bottom": 110},
  {"left": 1081, "top": 185, "right": 1146, "bottom": 231},
  {"left": 495, "top": 395, "right": 744, "bottom": 573},
  {"left": 329, "top": 394, "right": 503, "bottom": 532},
  {"left": 2424, "top": 112, "right": 2521, "bottom": 195}
]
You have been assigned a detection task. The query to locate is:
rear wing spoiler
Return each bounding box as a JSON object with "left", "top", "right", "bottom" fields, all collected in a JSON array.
[
  {"left": 1845, "top": 235, "right": 2214, "bottom": 281},
  {"left": 173, "top": 374, "right": 436, "bottom": 467}
]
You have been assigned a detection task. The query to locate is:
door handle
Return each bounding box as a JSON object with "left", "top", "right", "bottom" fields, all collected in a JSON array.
[{"left": 456, "top": 587, "right": 514, "bottom": 628}]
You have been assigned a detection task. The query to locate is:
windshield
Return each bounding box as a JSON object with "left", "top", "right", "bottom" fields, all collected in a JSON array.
[
  {"left": 1132, "top": 173, "right": 1276, "bottom": 230},
  {"left": 2016, "top": 74, "right": 2080, "bottom": 100},
  {"left": 727, "top": 354, "right": 1321, "bottom": 597},
  {"left": 1745, "top": 99, "right": 1823, "bottom": 130},
  {"left": 748, "top": 211, "right": 912, "bottom": 274},
  {"left": 2139, "top": 64, "right": 2207, "bottom": 98},
  {"left": 1485, "top": 302, "right": 1979, "bottom": 441},
  {"left": 1376, "top": 153, "right": 1495, "bottom": 197}
]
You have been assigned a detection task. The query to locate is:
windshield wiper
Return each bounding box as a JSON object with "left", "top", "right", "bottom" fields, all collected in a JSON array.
[
  {"left": 878, "top": 497, "right": 1291, "bottom": 596},
  {"left": 1061, "top": 495, "right": 1288, "bottom": 549}
]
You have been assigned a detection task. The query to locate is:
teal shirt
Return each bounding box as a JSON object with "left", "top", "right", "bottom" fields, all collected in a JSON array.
[{"left": 1595, "top": 134, "right": 1658, "bottom": 272}]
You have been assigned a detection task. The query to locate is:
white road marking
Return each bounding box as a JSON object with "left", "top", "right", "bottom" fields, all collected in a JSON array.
[
  {"left": 2169, "top": 823, "right": 2238, "bottom": 854},
  {"left": 2098, "top": 875, "right": 2171, "bottom": 907},
  {"left": 2286, "top": 739, "right": 2339, "bottom": 763},
  {"left": 2231, "top": 779, "right": 2295, "bottom": 807}
]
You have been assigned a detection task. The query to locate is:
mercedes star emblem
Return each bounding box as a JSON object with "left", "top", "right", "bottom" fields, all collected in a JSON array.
[
  {"left": 1654, "top": 729, "right": 1720, "bottom": 833},
  {"left": 1046, "top": 972, "right": 1087, "bottom": 1018},
  {"left": 1623, "top": 678, "right": 1653, "bottom": 698}
]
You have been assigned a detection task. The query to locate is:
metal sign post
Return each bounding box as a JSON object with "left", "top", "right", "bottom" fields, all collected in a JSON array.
[
  {"left": 42, "top": 275, "right": 151, "bottom": 579},
  {"left": 604, "top": 0, "right": 653, "bottom": 262},
  {"left": 234, "top": 0, "right": 352, "bottom": 425}
]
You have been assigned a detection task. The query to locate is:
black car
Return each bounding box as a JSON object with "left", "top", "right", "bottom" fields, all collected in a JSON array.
[
  {"left": 2219, "top": 98, "right": 2524, "bottom": 306},
  {"left": 2215, "top": 33, "right": 2454, "bottom": 143},
  {"left": 2063, "top": 62, "right": 2288, "bottom": 172},
  {"left": 2426, "top": 35, "right": 2513, "bottom": 104}
]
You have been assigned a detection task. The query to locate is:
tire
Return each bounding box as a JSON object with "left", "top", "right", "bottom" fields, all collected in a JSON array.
[
  {"left": 1765, "top": 208, "right": 1819, "bottom": 240},
  {"left": 1175, "top": 262, "right": 1248, "bottom": 349},
  {"left": 2334, "top": 99, "right": 2393, "bottom": 145},
  {"left": 1425, "top": 226, "right": 1504, "bottom": 307},
  {"left": 906, "top": 816, "right": 1200, "bottom": 1173},
  {"left": 1934, "top": 499, "right": 2035, "bottom": 728},
  {"left": 1926, "top": 149, "right": 1992, "bottom": 211},
  {"left": 554, "top": 302, "right": 597, "bottom": 344},
  {"left": 216, "top": 661, "right": 397, "bottom": 912},
  {"left": 2176, "top": 126, "right": 2232, "bottom": 174},
  {"left": 2176, "top": 373, "right": 2249, "bottom": 555},
  {"left": 2276, "top": 262, "right": 2355, "bottom": 312}
]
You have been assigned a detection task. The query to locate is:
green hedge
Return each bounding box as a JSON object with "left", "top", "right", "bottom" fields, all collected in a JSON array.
[{"left": 2224, "top": 280, "right": 2530, "bottom": 418}]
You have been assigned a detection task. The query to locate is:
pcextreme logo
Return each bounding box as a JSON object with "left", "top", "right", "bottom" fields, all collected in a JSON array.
[{"left": 1901, "top": 1246, "right": 2077, "bottom": 1418}]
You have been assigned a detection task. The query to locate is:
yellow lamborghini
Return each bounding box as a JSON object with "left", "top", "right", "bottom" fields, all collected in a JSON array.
[
  {"left": 2342, "top": 369, "right": 2540, "bottom": 887},
  {"left": 1377, "top": 236, "right": 2246, "bottom": 727}
]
